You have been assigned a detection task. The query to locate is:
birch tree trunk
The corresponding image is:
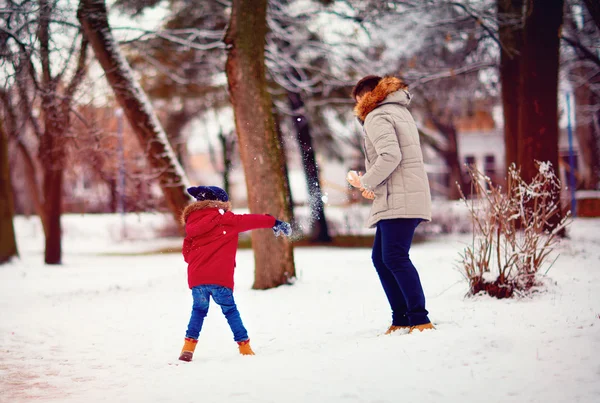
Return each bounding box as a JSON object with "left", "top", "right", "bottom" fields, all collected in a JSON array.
[
  {"left": 0, "top": 120, "right": 18, "bottom": 264},
  {"left": 77, "top": 0, "right": 192, "bottom": 224},
  {"left": 225, "top": 0, "right": 295, "bottom": 289}
]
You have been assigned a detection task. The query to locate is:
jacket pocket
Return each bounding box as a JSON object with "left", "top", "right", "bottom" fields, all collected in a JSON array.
[{"left": 371, "top": 181, "right": 389, "bottom": 215}]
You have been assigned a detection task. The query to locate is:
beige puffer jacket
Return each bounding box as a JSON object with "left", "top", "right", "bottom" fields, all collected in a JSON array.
[{"left": 354, "top": 77, "right": 432, "bottom": 228}]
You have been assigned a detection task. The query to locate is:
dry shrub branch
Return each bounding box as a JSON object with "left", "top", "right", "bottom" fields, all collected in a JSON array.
[{"left": 458, "top": 162, "right": 570, "bottom": 298}]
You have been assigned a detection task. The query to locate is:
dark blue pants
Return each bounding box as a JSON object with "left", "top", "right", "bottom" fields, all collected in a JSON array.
[
  {"left": 372, "top": 218, "right": 430, "bottom": 326},
  {"left": 185, "top": 285, "right": 249, "bottom": 342}
]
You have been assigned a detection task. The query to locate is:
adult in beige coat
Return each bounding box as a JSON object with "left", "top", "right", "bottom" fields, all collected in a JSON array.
[{"left": 347, "top": 75, "right": 434, "bottom": 334}]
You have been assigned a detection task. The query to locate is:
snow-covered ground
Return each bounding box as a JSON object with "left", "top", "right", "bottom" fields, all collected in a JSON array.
[{"left": 1, "top": 215, "right": 599, "bottom": 403}]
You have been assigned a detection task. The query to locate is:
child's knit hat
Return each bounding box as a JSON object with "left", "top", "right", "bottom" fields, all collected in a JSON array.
[{"left": 187, "top": 186, "right": 229, "bottom": 202}]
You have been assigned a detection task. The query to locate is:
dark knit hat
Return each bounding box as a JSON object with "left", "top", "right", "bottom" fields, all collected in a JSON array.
[{"left": 187, "top": 186, "right": 229, "bottom": 202}]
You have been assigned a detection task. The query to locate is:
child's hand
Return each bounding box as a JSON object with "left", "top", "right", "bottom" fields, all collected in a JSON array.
[
  {"left": 272, "top": 220, "right": 292, "bottom": 237},
  {"left": 346, "top": 170, "right": 363, "bottom": 189}
]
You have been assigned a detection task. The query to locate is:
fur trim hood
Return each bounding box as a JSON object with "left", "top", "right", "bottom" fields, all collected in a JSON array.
[
  {"left": 181, "top": 200, "right": 232, "bottom": 225},
  {"left": 354, "top": 76, "right": 410, "bottom": 122}
]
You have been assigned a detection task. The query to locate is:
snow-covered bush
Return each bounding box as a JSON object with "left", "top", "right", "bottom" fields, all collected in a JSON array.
[{"left": 458, "top": 162, "right": 570, "bottom": 298}]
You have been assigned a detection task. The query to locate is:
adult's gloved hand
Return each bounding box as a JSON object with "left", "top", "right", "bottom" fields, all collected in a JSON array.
[{"left": 272, "top": 220, "right": 292, "bottom": 237}]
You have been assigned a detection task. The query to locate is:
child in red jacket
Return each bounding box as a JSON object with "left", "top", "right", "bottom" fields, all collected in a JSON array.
[{"left": 178, "top": 186, "right": 291, "bottom": 361}]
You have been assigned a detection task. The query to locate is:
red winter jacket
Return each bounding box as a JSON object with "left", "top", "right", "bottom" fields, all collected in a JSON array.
[{"left": 181, "top": 201, "right": 276, "bottom": 290}]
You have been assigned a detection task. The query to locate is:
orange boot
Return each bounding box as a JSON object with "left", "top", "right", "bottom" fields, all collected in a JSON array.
[
  {"left": 179, "top": 337, "right": 198, "bottom": 361},
  {"left": 237, "top": 339, "right": 255, "bottom": 356},
  {"left": 385, "top": 325, "right": 411, "bottom": 335},
  {"left": 409, "top": 322, "right": 435, "bottom": 333}
]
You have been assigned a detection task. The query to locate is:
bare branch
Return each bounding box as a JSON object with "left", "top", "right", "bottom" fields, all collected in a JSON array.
[
  {"left": 561, "top": 35, "right": 600, "bottom": 69},
  {"left": 64, "top": 35, "right": 88, "bottom": 102}
]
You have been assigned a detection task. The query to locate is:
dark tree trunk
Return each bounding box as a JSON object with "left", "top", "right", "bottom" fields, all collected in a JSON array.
[
  {"left": 428, "top": 116, "right": 468, "bottom": 199},
  {"left": 217, "top": 131, "right": 235, "bottom": 197},
  {"left": 225, "top": 0, "right": 295, "bottom": 289},
  {"left": 287, "top": 90, "right": 331, "bottom": 242},
  {"left": 0, "top": 90, "right": 48, "bottom": 237},
  {"left": 42, "top": 162, "right": 63, "bottom": 264},
  {"left": 445, "top": 124, "right": 467, "bottom": 200},
  {"left": 498, "top": 0, "right": 524, "bottom": 173},
  {"left": 39, "top": 97, "right": 67, "bottom": 264},
  {"left": 15, "top": 140, "right": 47, "bottom": 234},
  {"left": 0, "top": 120, "right": 18, "bottom": 264},
  {"left": 575, "top": 77, "right": 600, "bottom": 189},
  {"left": 517, "top": 0, "right": 564, "bottom": 226},
  {"left": 78, "top": 0, "right": 192, "bottom": 226},
  {"left": 273, "top": 112, "right": 296, "bottom": 228}
]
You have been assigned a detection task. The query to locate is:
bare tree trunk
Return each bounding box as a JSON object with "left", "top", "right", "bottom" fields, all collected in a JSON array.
[
  {"left": 0, "top": 120, "right": 18, "bottom": 264},
  {"left": 575, "top": 78, "right": 600, "bottom": 189},
  {"left": 39, "top": 95, "right": 68, "bottom": 264},
  {"left": 428, "top": 115, "right": 468, "bottom": 199},
  {"left": 287, "top": 91, "right": 331, "bottom": 242},
  {"left": 225, "top": 0, "right": 295, "bottom": 289},
  {"left": 15, "top": 140, "right": 48, "bottom": 236},
  {"left": 77, "top": 0, "right": 192, "bottom": 225},
  {"left": 498, "top": 0, "right": 524, "bottom": 173},
  {"left": 273, "top": 112, "right": 295, "bottom": 227},
  {"left": 217, "top": 131, "right": 235, "bottom": 196},
  {"left": 517, "top": 0, "right": 564, "bottom": 227},
  {"left": 0, "top": 91, "right": 48, "bottom": 236}
]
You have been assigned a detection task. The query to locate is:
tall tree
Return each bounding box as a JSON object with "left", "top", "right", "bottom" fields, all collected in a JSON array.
[
  {"left": 2, "top": 0, "right": 88, "bottom": 263},
  {"left": 77, "top": 0, "right": 193, "bottom": 225},
  {"left": 0, "top": 120, "right": 18, "bottom": 264},
  {"left": 563, "top": 1, "right": 600, "bottom": 190},
  {"left": 517, "top": 0, "right": 564, "bottom": 226},
  {"left": 498, "top": 0, "right": 524, "bottom": 173},
  {"left": 225, "top": 0, "right": 296, "bottom": 289},
  {"left": 38, "top": 0, "right": 89, "bottom": 264}
]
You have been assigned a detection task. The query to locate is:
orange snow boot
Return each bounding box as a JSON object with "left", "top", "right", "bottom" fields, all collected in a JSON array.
[
  {"left": 385, "top": 325, "right": 411, "bottom": 335},
  {"left": 237, "top": 339, "right": 255, "bottom": 356},
  {"left": 409, "top": 322, "right": 435, "bottom": 333},
  {"left": 179, "top": 337, "right": 198, "bottom": 362}
]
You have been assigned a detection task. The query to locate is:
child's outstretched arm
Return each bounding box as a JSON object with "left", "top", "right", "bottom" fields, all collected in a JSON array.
[{"left": 224, "top": 212, "right": 277, "bottom": 234}]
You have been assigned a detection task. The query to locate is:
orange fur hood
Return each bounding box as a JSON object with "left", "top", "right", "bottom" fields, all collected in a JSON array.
[
  {"left": 354, "top": 76, "right": 409, "bottom": 122},
  {"left": 180, "top": 200, "right": 232, "bottom": 226}
]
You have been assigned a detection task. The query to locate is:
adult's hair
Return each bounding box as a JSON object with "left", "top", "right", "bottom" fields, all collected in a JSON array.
[{"left": 351, "top": 75, "right": 382, "bottom": 101}]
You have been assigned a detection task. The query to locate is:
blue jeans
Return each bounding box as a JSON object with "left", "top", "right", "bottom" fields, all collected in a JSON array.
[
  {"left": 372, "top": 218, "right": 430, "bottom": 326},
  {"left": 185, "top": 285, "right": 249, "bottom": 342}
]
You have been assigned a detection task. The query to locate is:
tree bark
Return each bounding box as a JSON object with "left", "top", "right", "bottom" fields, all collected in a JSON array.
[
  {"left": 428, "top": 116, "right": 468, "bottom": 200},
  {"left": 498, "top": 0, "right": 524, "bottom": 173},
  {"left": 225, "top": 0, "right": 295, "bottom": 289},
  {"left": 517, "top": 0, "right": 564, "bottom": 226},
  {"left": 77, "top": 0, "right": 192, "bottom": 225},
  {"left": 574, "top": 77, "right": 600, "bottom": 189},
  {"left": 287, "top": 90, "right": 331, "bottom": 242},
  {"left": 217, "top": 131, "right": 235, "bottom": 197},
  {"left": 0, "top": 90, "right": 48, "bottom": 236},
  {"left": 39, "top": 91, "right": 68, "bottom": 264},
  {"left": 15, "top": 139, "right": 48, "bottom": 236},
  {"left": 0, "top": 120, "right": 18, "bottom": 264}
]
